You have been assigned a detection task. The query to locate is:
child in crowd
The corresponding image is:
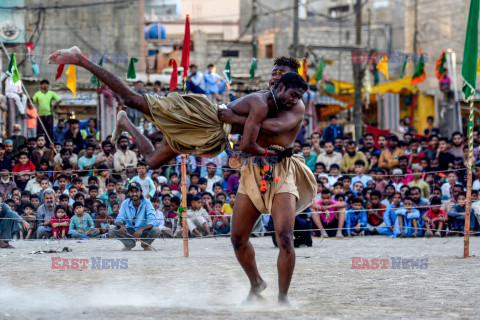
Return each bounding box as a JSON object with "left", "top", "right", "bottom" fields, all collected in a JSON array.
[
  {"left": 351, "top": 160, "right": 372, "bottom": 187},
  {"left": 378, "top": 192, "right": 402, "bottom": 238},
  {"left": 12, "top": 152, "right": 36, "bottom": 190},
  {"left": 99, "top": 178, "right": 116, "bottom": 204},
  {"left": 51, "top": 205, "right": 70, "bottom": 239},
  {"left": 115, "top": 181, "right": 126, "bottom": 202},
  {"left": 345, "top": 197, "right": 367, "bottom": 236},
  {"left": 222, "top": 191, "right": 235, "bottom": 216},
  {"left": 441, "top": 171, "right": 458, "bottom": 199},
  {"left": 327, "top": 164, "right": 341, "bottom": 186},
  {"left": 188, "top": 185, "right": 199, "bottom": 197},
  {"left": 423, "top": 197, "right": 447, "bottom": 237},
  {"left": 448, "top": 192, "right": 477, "bottom": 234},
  {"left": 311, "top": 189, "right": 347, "bottom": 238},
  {"left": 131, "top": 161, "right": 155, "bottom": 199},
  {"left": 186, "top": 195, "right": 211, "bottom": 237},
  {"left": 57, "top": 174, "right": 70, "bottom": 195},
  {"left": 94, "top": 203, "right": 115, "bottom": 237},
  {"left": 201, "top": 192, "right": 214, "bottom": 213},
  {"left": 68, "top": 202, "right": 99, "bottom": 238},
  {"left": 19, "top": 203, "right": 36, "bottom": 239},
  {"left": 111, "top": 203, "right": 120, "bottom": 218},
  {"left": 197, "top": 178, "right": 208, "bottom": 195},
  {"left": 169, "top": 172, "right": 180, "bottom": 196},
  {"left": 165, "top": 197, "right": 181, "bottom": 238},
  {"left": 396, "top": 197, "right": 420, "bottom": 237},
  {"left": 366, "top": 190, "right": 386, "bottom": 234},
  {"left": 210, "top": 201, "right": 230, "bottom": 235},
  {"left": 85, "top": 185, "right": 99, "bottom": 212}
]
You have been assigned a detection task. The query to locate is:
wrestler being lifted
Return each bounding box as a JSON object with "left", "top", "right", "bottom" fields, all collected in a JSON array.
[{"left": 49, "top": 48, "right": 316, "bottom": 304}]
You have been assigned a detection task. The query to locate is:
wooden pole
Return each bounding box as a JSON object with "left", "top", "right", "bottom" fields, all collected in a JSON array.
[
  {"left": 464, "top": 101, "right": 474, "bottom": 258},
  {"left": 181, "top": 154, "right": 189, "bottom": 257}
]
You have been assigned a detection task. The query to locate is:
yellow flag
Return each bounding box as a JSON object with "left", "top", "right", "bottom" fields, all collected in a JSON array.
[
  {"left": 377, "top": 55, "right": 389, "bottom": 80},
  {"left": 65, "top": 64, "right": 76, "bottom": 97},
  {"left": 477, "top": 57, "right": 480, "bottom": 75}
]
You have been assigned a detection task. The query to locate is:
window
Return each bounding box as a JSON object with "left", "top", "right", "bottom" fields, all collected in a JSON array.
[
  {"left": 266, "top": 45, "right": 273, "bottom": 58},
  {"left": 222, "top": 50, "right": 239, "bottom": 57}
]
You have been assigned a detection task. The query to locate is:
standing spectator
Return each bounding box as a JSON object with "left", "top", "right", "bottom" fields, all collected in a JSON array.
[
  {"left": 53, "top": 119, "right": 66, "bottom": 145},
  {"left": 129, "top": 81, "right": 147, "bottom": 126},
  {"left": 449, "top": 132, "right": 464, "bottom": 159},
  {"left": 31, "top": 135, "right": 53, "bottom": 168},
  {"left": 26, "top": 101, "right": 38, "bottom": 138},
  {"left": 35, "top": 189, "right": 56, "bottom": 239},
  {"left": 109, "top": 182, "right": 161, "bottom": 250},
  {"left": 113, "top": 136, "right": 137, "bottom": 180},
  {"left": 8, "top": 125, "right": 27, "bottom": 155},
  {"left": 436, "top": 137, "right": 455, "bottom": 171},
  {"left": 379, "top": 135, "right": 405, "bottom": 171},
  {"left": 439, "top": 69, "right": 451, "bottom": 92},
  {"left": 32, "top": 79, "right": 62, "bottom": 137},
  {"left": 340, "top": 141, "right": 367, "bottom": 174},
  {"left": 150, "top": 80, "right": 165, "bottom": 96},
  {"left": 424, "top": 116, "right": 440, "bottom": 136},
  {"left": 205, "top": 163, "right": 222, "bottom": 194},
  {"left": 5, "top": 76, "right": 27, "bottom": 116},
  {"left": 316, "top": 141, "right": 342, "bottom": 171},
  {"left": 186, "top": 64, "right": 205, "bottom": 94},
  {"left": 4, "top": 140, "right": 14, "bottom": 158},
  {"left": 65, "top": 119, "right": 84, "bottom": 153},
  {"left": 323, "top": 115, "right": 344, "bottom": 143},
  {"left": 130, "top": 161, "right": 155, "bottom": 199}
]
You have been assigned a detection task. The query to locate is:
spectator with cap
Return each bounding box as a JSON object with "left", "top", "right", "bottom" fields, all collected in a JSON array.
[
  {"left": 0, "top": 143, "right": 12, "bottom": 171},
  {"left": 7, "top": 124, "right": 27, "bottom": 155},
  {"left": 0, "top": 169, "right": 17, "bottom": 198},
  {"left": 109, "top": 181, "right": 161, "bottom": 250},
  {"left": 4, "top": 140, "right": 14, "bottom": 158},
  {"left": 379, "top": 135, "right": 405, "bottom": 171}
]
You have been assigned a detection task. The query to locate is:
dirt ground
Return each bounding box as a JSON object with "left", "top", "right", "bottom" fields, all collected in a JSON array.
[{"left": 1, "top": 236, "right": 479, "bottom": 320}]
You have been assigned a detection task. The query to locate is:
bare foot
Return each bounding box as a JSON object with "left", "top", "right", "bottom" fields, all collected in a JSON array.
[
  {"left": 278, "top": 294, "right": 291, "bottom": 306},
  {"left": 335, "top": 232, "right": 344, "bottom": 238},
  {"left": 111, "top": 110, "right": 128, "bottom": 144},
  {"left": 245, "top": 279, "right": 267, "bottom": 302},
  {"left": 48, "top": 46, "right": 83, "bottom": 65}
]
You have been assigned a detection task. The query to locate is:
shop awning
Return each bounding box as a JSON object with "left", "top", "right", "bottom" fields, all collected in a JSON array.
[{"left": 314, "top": 94, "right": 348, "bottom": 107}]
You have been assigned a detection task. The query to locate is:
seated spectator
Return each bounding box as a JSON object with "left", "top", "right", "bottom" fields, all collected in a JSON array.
[
  {"left": 222, "top": 167, "right": 239, "bottom": 192},
  {"left": 424, "top": 116, "right": 440, "bottom": 136},
  {"left": 442, "top": 171, "right": 459, "bottom": 199},
  {"left": 379, "top": 135, "right": 404, "bottom": 170},
  {"left": 19, "top": 203, "right": 36, "bottom": 240},
  {"left": 391, "top": 169, "right": 404, "bottom": 191},
  {"left": 0, "top": 169, "right": 17, "bottom": 199},
  {"left": 340, "top": 141, "right": 367, "bottom": 174},
  {"left": 423, "top": 197, "right": 447, "bottom": 237},
  {"left": 396, "top": 197, "right": 420, "bottom": 238},
  {"left": 398, "top": 156, "right": 414, "bottom": 184},
  {"left": 222, "top": 191, "right": 235, "bottom": 216},
  {"left": 65, "top": 119, "right": 84, "bottom": 153},
  {"left": 36, "top": 189, "right": 56, "bottom": 239},
  {"left": 85, "top": 185, "right": 99, "bottom": 212},
  {"left": 12, "top": 152, "right": 36, "bottom": 189},
  {"left": 186, "top": 194, "right": 211, "bottom": 237},
  {"left": 68, "top": 202, "right": 99, "bottom": 238},
  {"left": 164, "top": 196, "right": 180, "bottom": 238},
  {"left": 210, "top": 201, "right": 230, "bottom": 235},
  {"left": 448, "top": 192, "right": 477, "bottom": 234},
  {"left": 301, "top": 143, "right": 317, "bottom": 172},
  {"left": 311, "top": 189, "right": 347, "bottom": 238},
  {"left": 378, "top": 192, "right": 402, "bottom": 237},
  {"left": 77, "top": 143, "right": 97, "bottom": 179},
  {"left": 407, "top": 164, "right": 430, "bottom": 198},
  {"left": 53, "top": 148, "right": 78, "bottom": 180},
  {"left": 51, "top": 205, "right": 70, "bottom": 239},
  {"left": 352, "top": 182, "right": 364, "bottom": 197},
  {"left": 359, "top": 133, "right": 380, "bottom": 156},
  {"left": 351, "top": 160, "right": 373, "bottom": 188},
  {"left": 80, "top": 118, "right": 100, "bottom": 141},
  {"left": 169, "top": 173, "right": 181, "bottom": 196},
  {"left": 365, "top": 190, "right": 386, "bottom": 234},
  {"left": 100, "top": 178, "right": 117, "bottom": 204},
  {"left": 407, "top": 138, "right": 426, "bottom": 165},
  {"left": 198, "top": 178, "right": 208, "bottom": 196},
  {"left": 31, "top": 135, "right": 53, "bottom": 168},
  {"left": 94, "top": 203, "right": 114, "bottom": 237},
  {"left": 36, "top": 177, "right": 51, "bottom": 204},
  {"left": 114, "top": 136, "right": 137, "bottom": 180},
  {"left": 314, "top": 162, "right": 326, "bottom": 175},
  {"left": 345, "top": 197, "right": 367, "bottom": 236}
]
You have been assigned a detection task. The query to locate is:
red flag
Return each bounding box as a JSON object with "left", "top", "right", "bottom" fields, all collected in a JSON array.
[
  {"left": 25, "top": 42, "right": 34, "bottom": 54},
  {"left": 55, "top": 64, "right": 65, "bottom": 81},
  {"left": 180, "top": 15, "right": 191, "bottom": 77},
  {"left": 302, "top": 58, "right": 308, "bottom": 81},
  {"left": 169, "top": 59, "right": 178, "bottom": 91}
]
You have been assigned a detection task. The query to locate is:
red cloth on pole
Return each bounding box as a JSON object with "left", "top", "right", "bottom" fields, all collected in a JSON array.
[
  {"left": 180, "top": 15, "right": 191, "bottom": 77},
  {"left": 169, "top": 59, "right": 178, "bottom": 91},
  {"left": 55, "top": 64, "right": 65, "bottom": 81},
  {"left": 25, "top": 42, "right": 34, "bottom": 54}
]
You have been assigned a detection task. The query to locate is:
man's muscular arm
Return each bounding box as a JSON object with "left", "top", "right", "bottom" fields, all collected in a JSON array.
[
  {"left": 219, "top": 104, "right": 304, "bottom": 135},
  {"left": 240, "top": 99, "right": 277, "bottom": 156}
]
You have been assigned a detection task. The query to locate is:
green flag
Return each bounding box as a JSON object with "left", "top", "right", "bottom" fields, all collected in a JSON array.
[
  {"left": 399, "top": 55, "right": 408, "bottom": 79},
  {"left": 411, "top": 52, "right": 426, "bottom": 85},
  {"left": 462, "top": 0, "right": 480, "bottom": 101},
  {"left": 314, "top": 57, "right": 324, "bottom": 82},
  {"left": 90, "top": 54, "right": 104, "bottom": 87},
  {"left": 7, "top": 52, "right": 20, "bottom": 84},
  {"left": 223, "top": 59, "right": 231, "bottom": 83},
  {"left": 127, "top": 57, "right": 139, "bottom": 79},
  {"left": 249, "top": 58, "right": 257, "bottom": 80}
]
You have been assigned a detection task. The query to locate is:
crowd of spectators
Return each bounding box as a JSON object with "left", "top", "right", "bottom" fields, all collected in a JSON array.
[{"left": 2, "top": 76, "right": 480, "bottom": 248}]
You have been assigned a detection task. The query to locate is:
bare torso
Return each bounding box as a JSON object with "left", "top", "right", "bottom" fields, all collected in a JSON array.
[{"left": 226, "top": 90, "right": 303, "bottom": 149}]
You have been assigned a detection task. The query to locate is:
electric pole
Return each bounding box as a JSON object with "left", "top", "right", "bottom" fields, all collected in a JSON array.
[
  {"left": 293, "top": 0, "right": 299, "bottom": 57},
  {"left": 353, "top": 0, "right": 364, "bottom": 141},
  {"left": 252, "top": 0, "right": 258, "bottom": 58}
]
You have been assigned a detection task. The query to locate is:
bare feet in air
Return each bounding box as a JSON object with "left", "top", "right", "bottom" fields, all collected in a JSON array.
[
  {"left": 245, "top": 279, "right": 267, "bottom": 303},
  {"left": 111, "top": 110, "right": 128, "bottom": 144},
  {"left": 48, "top": 46, "right": 83, "bottom": 65}
]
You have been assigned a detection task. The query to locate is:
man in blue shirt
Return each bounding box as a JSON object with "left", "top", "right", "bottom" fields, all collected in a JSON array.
[
  {"left": 109, "top": 182, "right": 161, "bottom": 250},
  {"left": 323, "top": 115, "right": 344, "bottom": 143}
]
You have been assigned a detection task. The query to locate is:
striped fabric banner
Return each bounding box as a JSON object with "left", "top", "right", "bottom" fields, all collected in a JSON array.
[
  {"left": 7, "top": 98, "right": 27, "bottom": 136},
  {"left": 97, "top": 94, "right": 118, "bottom": 141},
  {"left": 378, "top": 93, "right": 400, "bottom": 130}
]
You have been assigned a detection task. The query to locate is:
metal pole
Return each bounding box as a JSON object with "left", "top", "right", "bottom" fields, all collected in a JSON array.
[
  {"left": 353, "top": 0, "right": 363, "bottom": 141},
  {"left": 181, "top": 154, "right": 189, "bottom": 257},
  {"left": 293, "top": 0, "right": 299, "bottom": 57}
]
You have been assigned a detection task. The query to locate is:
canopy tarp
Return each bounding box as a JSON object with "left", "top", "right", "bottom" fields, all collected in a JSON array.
[{"left": 332, "top": 76, "right": 415, "bottom": 94}]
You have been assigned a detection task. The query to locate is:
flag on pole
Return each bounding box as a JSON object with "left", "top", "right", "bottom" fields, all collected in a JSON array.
[
  {"left": 180, "top": 15, "right": 191, "bottom": 77},
  {"left": 169, "top": 59, "right": 178, "bottom": 91},
  {"left": 377, "top": 55, "right": 389, "bottom": 80},
  {"left": 127, "top": 57, "right": 139, "bottom": 79},
  {"left": 462, "top": 0, "right": 480, "bottom": 102},
  {"left": 90, "top": 54, "right": 104, "bottom": 87},
  {"left": 6, "top": 53, "right": 21, "bottom": 84},
  {"left": 314, "top": 57, "right": 324, "bottom": 82},
  {"left": 223, "top": 59, "right": 232, "bottom": 83},
  {"left": 55, "top": 64, "right": 65, "bottom": 81},
  {"left": 65, "top": 64, "right": 77, "bottom": 97},
  {"left": 301, "top": 58, "right": 308, "bottom": 81},
  {"left": 25, "top": 42, "right": 39, "bottom": 75},
  {"left": 435, "top": 51, "right": 446, "bottom": 80},
  {"left": 249, "top": 58, "right": 257, "bottom": 80},
  {"left": 477, "top": 57, "right": 480, "bottom": 75},
  {"left": 399, "top": 55, "right": 408, "bottom": 79},
  {"left": 411, "top": 50, "right": 426, "bottom": 85}
]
